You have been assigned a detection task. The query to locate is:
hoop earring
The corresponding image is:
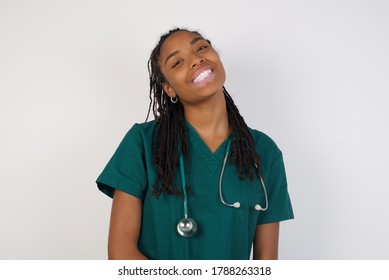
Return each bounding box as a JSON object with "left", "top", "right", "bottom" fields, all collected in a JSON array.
[{"left": 170, "top": 96, "right": 178, "bottom": 103}]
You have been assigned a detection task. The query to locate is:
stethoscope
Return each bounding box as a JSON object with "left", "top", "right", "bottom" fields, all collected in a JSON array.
[{"left": 176, "top": 139, "right": 269, "bottom": 237}]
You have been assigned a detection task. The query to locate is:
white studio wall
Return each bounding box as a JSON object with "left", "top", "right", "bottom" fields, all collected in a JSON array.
[{"left": 1, "top": 0, "right": 388, "bottom": 259}]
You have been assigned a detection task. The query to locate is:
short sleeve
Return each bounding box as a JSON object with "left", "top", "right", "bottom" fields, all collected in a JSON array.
[
  {"left": 96, "top": 124, "right": 147, "bottom": 200},
  {"left": 257, "top": 152, "right": 294, "bottom": 225}
]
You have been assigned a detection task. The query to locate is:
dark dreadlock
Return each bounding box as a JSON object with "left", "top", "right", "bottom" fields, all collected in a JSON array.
[{"left": 146, "top": 28, "right": 262, "bottom": 198}]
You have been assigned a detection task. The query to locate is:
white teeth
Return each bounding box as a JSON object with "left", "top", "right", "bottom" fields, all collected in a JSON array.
[{"left": 193, "top": 69, "right": 212, "bottom": 83}]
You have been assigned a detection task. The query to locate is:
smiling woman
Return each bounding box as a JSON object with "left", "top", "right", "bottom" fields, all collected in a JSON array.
[
  {"left": 160, "top": 32, "right": 226, "bottom": 105},
  {"left": 96, "top": 28, "right": 294, "bottom": 260}
]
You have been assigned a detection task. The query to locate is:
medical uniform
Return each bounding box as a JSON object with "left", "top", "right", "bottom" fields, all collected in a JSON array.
[{"left": 96, "top": 120, "right": 293, "bottom": 260}]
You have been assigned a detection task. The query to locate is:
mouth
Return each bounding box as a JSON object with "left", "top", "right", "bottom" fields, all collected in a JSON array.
[
  {"left": 191, "top": 66, "right": 215, "bottom": 86},
  {"left": 193, "top": 69, "right": 213, "bottom": 83}
]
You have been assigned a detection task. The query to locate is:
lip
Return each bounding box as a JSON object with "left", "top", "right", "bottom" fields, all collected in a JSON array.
[{"left": 190, "top": 65, "right": 214, "bottom": 84}]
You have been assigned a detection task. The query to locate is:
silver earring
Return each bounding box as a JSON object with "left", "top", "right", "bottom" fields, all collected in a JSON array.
[{"left": 171, "top": 96, "right": 178, "bottom": 103}]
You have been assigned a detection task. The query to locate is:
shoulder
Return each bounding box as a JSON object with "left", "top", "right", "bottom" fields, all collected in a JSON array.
[
  {"left": 109, "top": 120, "right": 158, "bottom": 156},
  {"left": 249, "top": 127, "right": 283, "bottom": 163},
  {"left": 122, "top": 120, "right": 157, "bottom": 142}
]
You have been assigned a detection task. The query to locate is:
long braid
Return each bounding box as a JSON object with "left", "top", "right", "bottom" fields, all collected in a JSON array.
[
  {"left": 146, "top": 28, "right": 262, "bottom": 198},
  {"left": 223, "top": 87, "right": 262, "bottom": 179},
  {"left": 151, "top": 101, "right": 188, "bottom": 198},
  {"left": 147, "top": 28, "right": 191, "bottom": 198}
]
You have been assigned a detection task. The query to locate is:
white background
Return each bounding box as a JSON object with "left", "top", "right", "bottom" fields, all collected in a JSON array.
[{"left": 1, "top": 0, "right": 388, "bottom": 259}]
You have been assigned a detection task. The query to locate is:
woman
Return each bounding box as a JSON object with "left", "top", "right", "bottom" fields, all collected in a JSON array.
[{"left": 96, "top": 28, "right": 294, "bottom": 260}]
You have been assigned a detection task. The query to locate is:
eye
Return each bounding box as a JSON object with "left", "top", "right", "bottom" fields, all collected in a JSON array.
[
  {"left": 172, "top": 60, "right": 183, "bottom": 69},
  {"left": 197, "top": 45, "right": 208, "bottom": 52}
]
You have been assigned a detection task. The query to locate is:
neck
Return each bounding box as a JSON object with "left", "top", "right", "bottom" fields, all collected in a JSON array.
[{"left": 183, "top": 90, "right": 231, "bottom": 150}]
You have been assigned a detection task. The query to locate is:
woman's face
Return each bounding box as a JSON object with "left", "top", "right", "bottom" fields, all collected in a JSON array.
[{"left": 158, "top": 31, "right": 226, "bottom": 105}]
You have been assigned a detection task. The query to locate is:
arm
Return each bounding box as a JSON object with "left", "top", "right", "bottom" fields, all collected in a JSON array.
[
  {"left": 108, "top": 189, "right": 148, "bottom": 260},
  {"left": 253, "top": 222, "right": 280, "bottom": 260}
]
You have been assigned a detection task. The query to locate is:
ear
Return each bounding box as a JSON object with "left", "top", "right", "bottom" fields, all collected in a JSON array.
[{"left": 162, "top": 82, "right": 176, "bottom": 98}]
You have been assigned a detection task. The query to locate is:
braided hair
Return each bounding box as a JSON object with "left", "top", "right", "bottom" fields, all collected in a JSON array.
[{"left": 146, "top": 28, "right": 262, "bottom": 198}]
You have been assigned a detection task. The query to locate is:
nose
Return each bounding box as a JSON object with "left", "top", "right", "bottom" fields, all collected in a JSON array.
[{"left": 190, "top": 53, "right": 204, "bottom": 69}]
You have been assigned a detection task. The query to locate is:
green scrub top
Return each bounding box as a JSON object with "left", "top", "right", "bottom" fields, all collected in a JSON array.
[{"left": 96, "top": 120, "right": 293, "bottom": 260}]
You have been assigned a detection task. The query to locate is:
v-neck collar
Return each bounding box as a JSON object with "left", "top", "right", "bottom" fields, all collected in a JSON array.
[{"left": 185, "top": 120, "right": 230, "bottom": 174}]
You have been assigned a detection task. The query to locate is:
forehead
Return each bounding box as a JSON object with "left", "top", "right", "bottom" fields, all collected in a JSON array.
[{"left": 160, "top": 31, "right": 203, "bottom": 55}]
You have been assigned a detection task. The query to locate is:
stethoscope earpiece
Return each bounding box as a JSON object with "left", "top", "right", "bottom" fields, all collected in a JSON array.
[{"left": 255, "top": 204, "right": 262, "bottom": 211}]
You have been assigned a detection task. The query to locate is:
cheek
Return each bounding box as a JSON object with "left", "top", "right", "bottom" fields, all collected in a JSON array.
[
  {"left": 164, "top": 70, "right": 187, "bottom": 90},
  {"left": 219, "top": 63, "right": 227, "bottom": 83},
  {"left": 211, "top": 53, "right": 226, "bottom": 75}
]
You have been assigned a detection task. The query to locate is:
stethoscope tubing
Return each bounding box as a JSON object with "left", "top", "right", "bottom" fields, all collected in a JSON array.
[
  {"left": 179, "top": 155, "right": 189, "bottom": 219},
  {"left": 218, "top": 140, "right": 268, "bottom": 211},
  {"left": 177, "top": 138, "right": 268, "bottom": 237}
]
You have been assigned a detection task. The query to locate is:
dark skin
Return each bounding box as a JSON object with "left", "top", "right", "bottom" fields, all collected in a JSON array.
[
  {"left": 160, "top": 31, "right": 229, "bottom": 152},
  {"left": 108, "top": 31, "right": 279, "bottom": 260}
]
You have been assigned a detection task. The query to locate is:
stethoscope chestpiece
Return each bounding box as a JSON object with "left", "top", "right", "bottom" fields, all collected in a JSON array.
[{"left": 177, "top": 218, "right": 197, "bottom": 237}]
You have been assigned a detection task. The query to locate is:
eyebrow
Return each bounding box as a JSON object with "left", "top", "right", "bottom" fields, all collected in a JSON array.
[{"left": 164, "top": 37, "right": 206, "bottom": 66}]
